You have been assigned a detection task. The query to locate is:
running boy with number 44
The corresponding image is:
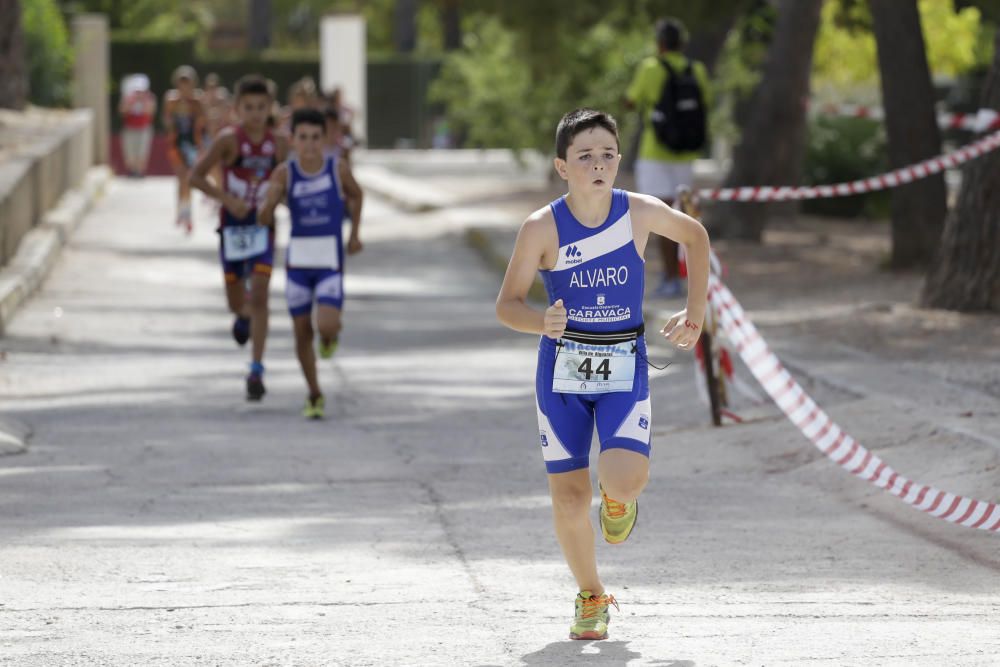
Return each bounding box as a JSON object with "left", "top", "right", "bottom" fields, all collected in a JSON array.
[
  {"left": 495, "top": 108, "right": 710, "bottom": 640},
  {"left": 191, "top": 75, "right": 289, "bottom": 401}
]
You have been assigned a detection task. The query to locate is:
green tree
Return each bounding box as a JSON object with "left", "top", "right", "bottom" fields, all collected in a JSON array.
[
  {"left": 431, "top": 0, "right": 751, "bottom": 152},
  {"left": 62, "top": 0, "right": 216, "bottom": 39},
  {"left": 812, "top": 0, "right": 988, "bottom": 91},
  {"left": 428, "top": 16, "right": 537, "bottom": 149},
  {"left": 706, "top": 0, "right": 825, "bottom": 241},
  {"left": 23, "top": 0, "right": 74, "bottom": 107}
]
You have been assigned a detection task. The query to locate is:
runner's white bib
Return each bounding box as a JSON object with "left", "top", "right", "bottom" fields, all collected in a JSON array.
[
  {"left": 287, "top": 235, "right": 340, "bottom": 270},
  {"left": 221, "top": 225, "right": 269, "bottom": 262},
  {"left": 552, "top": 339, "right": 636, "bottom": 394}
]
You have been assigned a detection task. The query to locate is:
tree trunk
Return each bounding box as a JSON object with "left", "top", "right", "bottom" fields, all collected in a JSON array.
[
  {"left": 248, "top": 0, "right": 272, "bottom": 51},
  {"left": 394, "top": 0, "right": 418, "bottom": 53},
  {"left": 0, "top": 0, "right": 28, "bottom": 110},
  {"left": 686, "top": 10, "right": 743, "bottom": 75},
  {"left": 869, "top": 0, "right": 946, "bottom": 269},
  {"left": 922, "top": 31, "right": 1000, "bottom": 312},
  {"left": 440, "top": 0, "right": 461, "bottom": 51},
  {"left": 705, "top": 0, "right": 823, "bottom": 241}
]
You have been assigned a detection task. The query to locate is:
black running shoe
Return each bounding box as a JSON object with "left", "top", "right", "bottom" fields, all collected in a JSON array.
[
  {"left": 246, "top": 373, "right": 265, "bottom": 401},
  {"left": 232, "top": 316, "right": 251, "bottom": 346}
]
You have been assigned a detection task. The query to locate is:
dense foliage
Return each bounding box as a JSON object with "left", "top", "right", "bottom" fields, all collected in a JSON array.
[{"left": 23, "top": 0, "right": 74, "bottom": 106}]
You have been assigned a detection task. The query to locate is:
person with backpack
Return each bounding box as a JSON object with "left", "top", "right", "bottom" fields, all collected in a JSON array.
[{"left": 625, "top": 17, "right": 711, "bottom": 298}]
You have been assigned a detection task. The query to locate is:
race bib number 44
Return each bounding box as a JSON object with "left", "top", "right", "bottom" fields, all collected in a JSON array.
[
  {"left": 553, "top": 340, "right": 636, "bottom": 394},
  {"left": 222, "top": 225, "right": 269, "bottom": 262}
]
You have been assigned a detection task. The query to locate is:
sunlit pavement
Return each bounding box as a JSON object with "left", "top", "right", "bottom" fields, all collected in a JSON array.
[{"left": 1, "top": 176, "right": 998, "bottom": 666}]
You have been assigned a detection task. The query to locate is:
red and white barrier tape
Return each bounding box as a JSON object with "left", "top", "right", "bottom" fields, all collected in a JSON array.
[
  {"left": 812, "top": 102, "right": 1000, "bottom": 133},
  {"left": 699, "top": 129, "right": 1000, "bottom": 202},
  {"left": 706, "top": 277, "right": 1000, "bottom": 532}
]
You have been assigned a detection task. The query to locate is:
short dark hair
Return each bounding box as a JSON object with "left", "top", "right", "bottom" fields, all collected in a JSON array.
[
  {"left": 324, "top": 107, "right": 340, "bottom": 123},
  {"left": 291, "top": 108, "right": 326, "bottom": 134},
  {"left": 555, "top": 108, "right": 619, "bottom": 159},
  {"left": 235, "top": 75, "right": 271, "bottom": 100},
  {"left": 656, "top": 18, "right": 687, "bottom": 51}
]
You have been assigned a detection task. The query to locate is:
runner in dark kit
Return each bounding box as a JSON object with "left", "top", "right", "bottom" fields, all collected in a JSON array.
[{"left": 190, "top": 75, "right": 289, "bottom": 401}]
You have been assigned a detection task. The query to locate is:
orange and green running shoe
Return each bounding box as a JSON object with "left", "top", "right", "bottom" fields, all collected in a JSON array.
[
  {"left": 599, "top": 484, "right": 638, "bottom": 544},
  {"left": 318, "top": 338, "right": 338, "bottom": 359},
  {"left": 569, "top": 590, "right": 619, "bottom": 640}
]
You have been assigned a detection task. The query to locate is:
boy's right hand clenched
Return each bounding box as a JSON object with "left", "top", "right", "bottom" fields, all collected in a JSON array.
[
  {"left": 544, "top": 299, "right": 568, "bottom": 339},
  {"left": 224, "top": 195, "right": 251, "bottom": 220}
]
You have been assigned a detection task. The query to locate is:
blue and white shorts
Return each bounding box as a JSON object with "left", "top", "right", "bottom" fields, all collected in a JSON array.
[
  {"left": 285, "top": 267, "right": 343, "bottom": 317},
  {"left": 535, "top": 329, "right": 652, "bottom": 474}
]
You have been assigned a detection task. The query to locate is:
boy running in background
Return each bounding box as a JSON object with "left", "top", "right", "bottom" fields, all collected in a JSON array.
[
  {"left": 163, "top": 66, "right": 206, "bottom": 232},
  {"left": 259, "top": 109, "right": 364, "bottom": 418},
  {"left": 190, "top": 75, "right": 289, "bottom": 401},
  {"left": 495, "top": 108, "right": 710, "bottom": 640}
]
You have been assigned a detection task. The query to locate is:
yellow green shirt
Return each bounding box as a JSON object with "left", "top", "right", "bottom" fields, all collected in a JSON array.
[{"left": 626, "top": 53, "right": 711, "bottom": 163}]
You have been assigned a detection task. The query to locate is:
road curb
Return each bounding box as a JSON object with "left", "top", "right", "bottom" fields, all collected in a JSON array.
[
  {"left": 354, "top": 164, "right": 448, "bottom": 213},
  {"left": 0, "top": 416, "right": 31, "bottom": 456},
  {"left": 0, "top": 165, "right": 111, "bottom": 335}
]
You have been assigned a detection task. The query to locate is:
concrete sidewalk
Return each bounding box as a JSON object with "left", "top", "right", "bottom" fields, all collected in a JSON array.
[
  {"left": 0, "top": 166, "right": 111, "bottom": 335},
  {"left": 0, "top": 169, "right": 998, "bottom": 666}
]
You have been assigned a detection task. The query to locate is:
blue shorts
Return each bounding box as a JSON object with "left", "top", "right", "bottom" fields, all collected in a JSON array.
[
  {"left": 535, "top": 334, "right": 652, "bottom": 474},
  {"left": 218, "top": 212, "right": 275, "bottom": 283},
  {"left": 286, "top": 267, "right": 343, "bottom": 316}
]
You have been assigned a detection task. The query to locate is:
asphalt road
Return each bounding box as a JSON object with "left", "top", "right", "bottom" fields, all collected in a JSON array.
[{"left": 1, "top": 177, "right": 998, "bottom": 666}]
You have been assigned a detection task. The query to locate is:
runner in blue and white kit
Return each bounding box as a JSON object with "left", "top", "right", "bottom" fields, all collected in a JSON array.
[
  {"left": 496, "top": 108, "right": 710, "bottom": 641},
  {"left": 259, "top": 108, "right": 364, "bottom": 419},
  {"left": 537, "top": 188, "right": 650, "bottom": 474}
]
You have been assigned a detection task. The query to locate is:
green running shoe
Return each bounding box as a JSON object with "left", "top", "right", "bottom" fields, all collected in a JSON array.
[
  {"left": 599, "top": 484, "right": 638, "bottom": 544},
  {"left": 302, "top": 395, "right": 325, "bottom": 420},
  {"left": 318, "top": 338, "right": 338, "bottom": 359},
  {"left": 569, "top": 590, "right": 619, "bottom": 640}
]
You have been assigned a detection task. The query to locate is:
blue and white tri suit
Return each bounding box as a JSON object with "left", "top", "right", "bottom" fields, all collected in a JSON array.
[
  {"left": 536, "top": 189, "right": 651, "bottom": 474},
  {"left": 284, "top": 155, "right": 346, "bottom": 316}
]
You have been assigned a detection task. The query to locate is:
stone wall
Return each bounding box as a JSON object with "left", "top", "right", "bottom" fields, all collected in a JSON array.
[{"left": 0, "top": 109, "right": 93, "bottom": 268}]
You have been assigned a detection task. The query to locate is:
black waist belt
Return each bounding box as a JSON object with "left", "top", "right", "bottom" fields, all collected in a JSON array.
[{"left": 561, "top": 323, "right": 645, "bottom": 345}]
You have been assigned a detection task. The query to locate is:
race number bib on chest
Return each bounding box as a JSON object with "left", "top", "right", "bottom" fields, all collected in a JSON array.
[
  {"left": 288, "top": 235, "right": 340, "bottom": 270},
  {"left": 553, "top": 340, "right": 636, "bottom": 394},
  {"left": 222, "top": 225, "right": 269, "bottom": 262}
]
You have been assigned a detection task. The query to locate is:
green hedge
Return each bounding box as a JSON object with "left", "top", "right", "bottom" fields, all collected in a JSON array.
[{"left": 802, "top": 115, "right": 891, "bottom": 219}]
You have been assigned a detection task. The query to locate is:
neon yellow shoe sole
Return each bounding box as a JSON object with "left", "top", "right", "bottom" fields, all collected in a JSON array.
[
  {"left": 318, "top": 339, "right": 338, "bottom": 359},
  {"left": 569, "top": 590, "right": 618, "bottom": 640},
  {"left": 599, "top": 484, "right": 638, "bottom": 544},
  {"left": 302, "top": 396, "right": 325, "bottom": 420}
]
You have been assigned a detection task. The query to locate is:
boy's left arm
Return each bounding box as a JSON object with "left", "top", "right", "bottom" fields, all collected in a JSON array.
[
  {"left": 338, "top": 158, "right": 364, "bottom": 255},
  {"left": 632, "top": 194, "right": 710, "bottom": 350}
]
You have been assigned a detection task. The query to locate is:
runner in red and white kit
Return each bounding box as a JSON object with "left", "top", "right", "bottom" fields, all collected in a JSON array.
[{"left": 190, "top": 75, "right": 289, "bottom": 401}]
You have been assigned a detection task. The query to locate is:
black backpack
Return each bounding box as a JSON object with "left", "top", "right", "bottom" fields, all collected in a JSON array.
[{"left": 650, "top": 58, "right": 707, "bottom": 152}]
